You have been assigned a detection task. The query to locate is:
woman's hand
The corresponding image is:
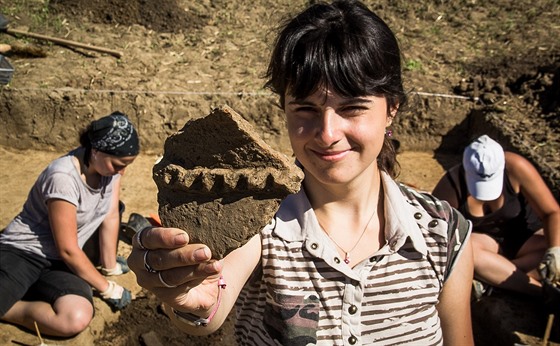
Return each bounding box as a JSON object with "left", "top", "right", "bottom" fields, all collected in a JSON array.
[{"left": 127, "top": 227, "right": 223, "bottom": 317}]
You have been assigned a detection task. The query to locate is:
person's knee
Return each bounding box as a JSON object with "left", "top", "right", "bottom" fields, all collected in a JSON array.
[
  {"left": 58, "top": 308, "right": 93, "bottom": 336},
  {"left": 471, "top": 233, "right": 499, "bottom": 252},
  {"left": 53, "top": 296, "right": 93, "bottom": 336},
  {"left": 470, "top": 236, "right": 487, "bottom": 258}
]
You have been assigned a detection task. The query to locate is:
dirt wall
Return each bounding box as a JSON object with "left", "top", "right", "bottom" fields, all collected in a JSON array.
[{"left": 0, "top": 88, "right": 475, "bottom": 153}]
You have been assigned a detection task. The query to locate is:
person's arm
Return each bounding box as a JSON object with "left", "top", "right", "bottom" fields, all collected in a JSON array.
[
  {"left": 48, "top": 198, "right": 111, "bottom": 292},
  {"left": 432, "top": 166, "right": 461, "bottom": 209},
  {"left": 98, "top": 175, "right": 122, "bottom": 270},
  {"left": 128, "top": 228, "right": 261, "bottom": 335},
  {"left": 506, "top": 152, "right": 560, "bottom": 248},
  {"left": 437, "top": 237, "right": 474, "bottom": 346}
]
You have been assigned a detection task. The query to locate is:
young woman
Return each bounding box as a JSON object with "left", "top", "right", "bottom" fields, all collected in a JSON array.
[
  {"left": 433, "top": 134, "right": 560, "bottom": 298},
  {"left": 128, "top": 1, "right": 474, "bottom": 345},
  {"left": 0, "top": 112, "right": 138, "bottom": 337}
]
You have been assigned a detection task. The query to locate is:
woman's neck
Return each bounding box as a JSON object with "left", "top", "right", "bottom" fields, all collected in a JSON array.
[
  {"left": 311, "top": 168, "right": 385, "bottom": 265},
  {"left": 307, "top": 168, "right": 382, "bottom": 230},
  {"left": 74, "top": 148, "right": 101, "bottom": 189}
]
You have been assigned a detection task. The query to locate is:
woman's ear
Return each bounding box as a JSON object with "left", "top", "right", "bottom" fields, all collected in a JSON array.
[{"left": 387, "top": 104, "right": 399, "bottom": 126}]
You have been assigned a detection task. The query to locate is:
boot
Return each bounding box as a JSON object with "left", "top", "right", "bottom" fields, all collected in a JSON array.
[{"left": 122, "top": 213, "right": 152, "bottom": 241}]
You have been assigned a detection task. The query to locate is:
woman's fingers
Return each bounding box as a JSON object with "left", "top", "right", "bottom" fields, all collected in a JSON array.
[
  {"left": 150, "top": 260, "right": 223, "bottom": 289},
  {"left": 127, "top": 225, "right": 223, "bottom": 312},
  {"left": 128, "top": 244, "right": 211, "bottom": 277},
  {"left": 132, "top": 227, "right": 189, "bottom": 250},
  {"left": 139, "top": 245, "right": 212, "bottom": 272}
]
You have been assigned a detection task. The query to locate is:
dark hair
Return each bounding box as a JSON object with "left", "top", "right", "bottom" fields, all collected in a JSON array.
[
  {"left": 79, "top": 124, "right": 94, "bottom": 167},
  {"left": 265, "top": 0, "right": 404, "bottom": 177}
]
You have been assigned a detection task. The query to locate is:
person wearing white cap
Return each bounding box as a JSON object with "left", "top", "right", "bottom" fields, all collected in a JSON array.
[{"left": 433, "top": 134, "right": 560, "bottom": 298}]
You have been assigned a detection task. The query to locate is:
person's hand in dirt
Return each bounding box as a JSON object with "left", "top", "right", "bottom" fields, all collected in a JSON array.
[
  {"left": 100, "top": 255, "right": 130, "bottom": 276},
  {"left": 100, "top": 280, "right": 132, "bottom": 311},
  {"left": 127, "top": 226, "right": 260, "bottom": 335},
  {"left": 539, "top": 247, "right": 560, "bottom": 282}
]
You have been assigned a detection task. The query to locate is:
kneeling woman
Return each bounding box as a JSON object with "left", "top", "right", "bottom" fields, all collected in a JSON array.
[{"left": 0, "top": 112, "right": 139, "bottom": 337}]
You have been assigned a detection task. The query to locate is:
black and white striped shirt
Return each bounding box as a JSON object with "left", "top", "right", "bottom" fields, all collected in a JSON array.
[{"left": 235, "top": 172, "right": 471, "bottom": 346}]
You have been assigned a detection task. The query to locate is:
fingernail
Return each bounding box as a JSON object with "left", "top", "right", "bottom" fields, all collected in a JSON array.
[
  {"left": 174, "top": 233, "right": 188, "bottom": 245},
  {"left": 194, "top": 247, "right": 210, "bottom": 261},
  {"left": 204, "top": 260, "right": 221, "bottom": 273}
]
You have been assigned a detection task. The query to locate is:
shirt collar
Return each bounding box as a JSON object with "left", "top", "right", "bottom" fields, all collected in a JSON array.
[
  {"left": 272, "top": 171, "right": 428, "bottom": 256},
  {"left": 381, "top": 171, "right": 428, "bottom": 255}
]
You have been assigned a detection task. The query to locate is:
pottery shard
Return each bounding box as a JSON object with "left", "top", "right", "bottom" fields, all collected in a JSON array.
[{"left": 153, "top": 105, "right": 304, "bottom": 259}]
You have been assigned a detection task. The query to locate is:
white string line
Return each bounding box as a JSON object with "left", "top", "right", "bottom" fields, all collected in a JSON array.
[
  {"left": 6, "top": 87, "right": 479, "bottom": 101},
  {"left": 412, "top": 91, "right": 479, "bottom": 101},
  {"left": 8, "top": 87, "right": 273, "bottom": 96}
]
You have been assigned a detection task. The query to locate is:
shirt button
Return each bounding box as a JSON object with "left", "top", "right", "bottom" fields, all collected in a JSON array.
[
  {"left": 348, "top": 336, "right": 357, "bottom": 345},
  {"left": 348, "top": 305, "right": 358, "bottom": 314},
  {"left": 428, "top": 220, "right": 439, "bottom": 228},
  {"left": 334, "top": 257, "right": 340, "bottom": 264},
  {"left": 311, "top": 243, "right": 318, "bottom": 249},
  {"left": 414, "top": 212, "right": 422, "bottom": 219}
]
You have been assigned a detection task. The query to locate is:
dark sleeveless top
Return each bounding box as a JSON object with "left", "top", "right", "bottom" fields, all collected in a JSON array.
[{"left": 443, "top": 165, "right": 542, "bottom": 243}]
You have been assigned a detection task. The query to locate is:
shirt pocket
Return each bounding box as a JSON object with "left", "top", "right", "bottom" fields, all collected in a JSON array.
[{"left": 264, "top": 288, "right": 320, "bottom": 346}]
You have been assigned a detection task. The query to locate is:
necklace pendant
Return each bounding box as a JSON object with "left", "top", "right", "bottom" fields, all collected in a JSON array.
[{"left": 344, "top": 253, "right": 350, "bottom": 264}]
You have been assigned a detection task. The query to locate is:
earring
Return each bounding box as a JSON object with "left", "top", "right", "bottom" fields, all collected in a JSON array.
[{"left": 385, "top": 129, "right": 393, "bottom": 137}]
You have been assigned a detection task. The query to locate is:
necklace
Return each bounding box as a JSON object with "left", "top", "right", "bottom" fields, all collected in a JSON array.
[{"left": 322, "top": 206, "right": 377, "bottom": 265}]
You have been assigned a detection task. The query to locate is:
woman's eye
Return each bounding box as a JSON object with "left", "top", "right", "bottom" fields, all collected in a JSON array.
[
  {"left": 341, "top": 106, "right": 367, "bottom": 115},
  {"left": 295, "top": 106, "right": 315, "bottom": 113},
  {"left": 292, "top": 106, "right": 317, "bottom": 118}
]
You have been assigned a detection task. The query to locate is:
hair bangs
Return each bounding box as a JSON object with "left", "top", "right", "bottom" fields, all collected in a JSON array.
[{"left": 288, "top": 27, "right": 396, "bottom": 102}]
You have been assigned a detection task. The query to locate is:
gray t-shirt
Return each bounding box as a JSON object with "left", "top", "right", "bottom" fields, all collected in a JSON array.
[{"left": 1, "top": 149, "right": 116, "bottom": 260}]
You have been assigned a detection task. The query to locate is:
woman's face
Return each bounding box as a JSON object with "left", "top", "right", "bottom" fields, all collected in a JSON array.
[
  {"left": 91, "top": 150, "right": 136, "bottom": 176},
  {"left": 284, "top": 87, "right": 394, "bottom": 188}
]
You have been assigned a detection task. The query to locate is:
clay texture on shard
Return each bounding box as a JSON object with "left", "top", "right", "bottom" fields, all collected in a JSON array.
[{"left": 153, "top": 105, "right": 304, "bottom": 259}]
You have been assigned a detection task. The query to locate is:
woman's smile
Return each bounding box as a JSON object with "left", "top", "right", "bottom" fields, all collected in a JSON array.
[{"left": 311, "top": 148, "right": 351, "bottom": 162}]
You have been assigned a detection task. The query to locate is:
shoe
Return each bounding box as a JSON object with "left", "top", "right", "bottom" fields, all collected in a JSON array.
[{"left": 121, "top": 213, "right": 152, "bottom": 241}]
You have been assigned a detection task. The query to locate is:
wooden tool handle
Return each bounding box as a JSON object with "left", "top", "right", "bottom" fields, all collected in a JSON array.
[{"left": 7, "top": 28, "right": 123, "bottom": 58}]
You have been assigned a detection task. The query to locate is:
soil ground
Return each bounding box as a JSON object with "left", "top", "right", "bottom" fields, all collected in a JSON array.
[
  {"left": 0, "top": 0, "right": 559, "bottom": 345},
  {"left": 0, "top": 146, "right": 453, "bottom": 346}
]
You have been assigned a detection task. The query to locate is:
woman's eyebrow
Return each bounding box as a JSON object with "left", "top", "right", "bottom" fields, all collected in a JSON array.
[
  {"left": 339, "top": 97, "right": 372, "bottom": 106},
  {"left": 287, "top": 97, "right": 372, "bottom": 106},
  {"left": 287, "top": 99, "right": 314, "bottom": 106}
]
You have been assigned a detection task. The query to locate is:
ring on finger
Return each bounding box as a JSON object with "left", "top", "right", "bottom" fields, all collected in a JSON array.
[
  {"left": 144, "top": 250, "right": 158, "bottom": 273},
  {"left": 135, "top": 226, "right": 151, "bottom": 250},
  {"left": 158, "top": 271, "right": 178, "bottom": 288}
]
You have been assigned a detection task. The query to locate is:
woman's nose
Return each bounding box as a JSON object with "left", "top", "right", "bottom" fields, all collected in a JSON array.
[{"left": 316, "top": 108, "right": 341, "bottom": 145}]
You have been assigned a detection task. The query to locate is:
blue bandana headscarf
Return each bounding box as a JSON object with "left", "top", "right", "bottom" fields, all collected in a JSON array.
[{"left": 89, "top": 112, "right": 139, "bottom": 157}]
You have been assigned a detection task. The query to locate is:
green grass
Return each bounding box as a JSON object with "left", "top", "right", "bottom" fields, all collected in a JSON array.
[
  {"left": 1, "top": 0, "right": 65, "bottom": 34},
  {"left": 405, "top": 59, "right": 423, "bottom": 72}
]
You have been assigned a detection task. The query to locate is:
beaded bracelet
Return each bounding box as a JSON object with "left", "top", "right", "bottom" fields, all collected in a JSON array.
[{"left": 172, "top": 276, "right": 226, "bottom": 327}]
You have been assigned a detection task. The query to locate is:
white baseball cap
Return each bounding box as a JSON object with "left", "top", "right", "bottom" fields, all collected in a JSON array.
[{"left": 462, "top": 135, "right": 505, "bottom": 201}]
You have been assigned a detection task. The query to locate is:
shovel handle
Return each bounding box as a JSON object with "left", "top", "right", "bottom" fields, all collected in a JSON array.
[
  {"left": 6, "top": 28, "right": 122, "bottom": 58},
  {"left": 543, "top": 313, "right": 554, "bottom": 346}
]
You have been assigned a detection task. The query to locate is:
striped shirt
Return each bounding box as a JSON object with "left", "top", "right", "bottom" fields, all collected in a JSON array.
[{"left": 235, "top": 172, "right": 471, "bottom": 346}]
